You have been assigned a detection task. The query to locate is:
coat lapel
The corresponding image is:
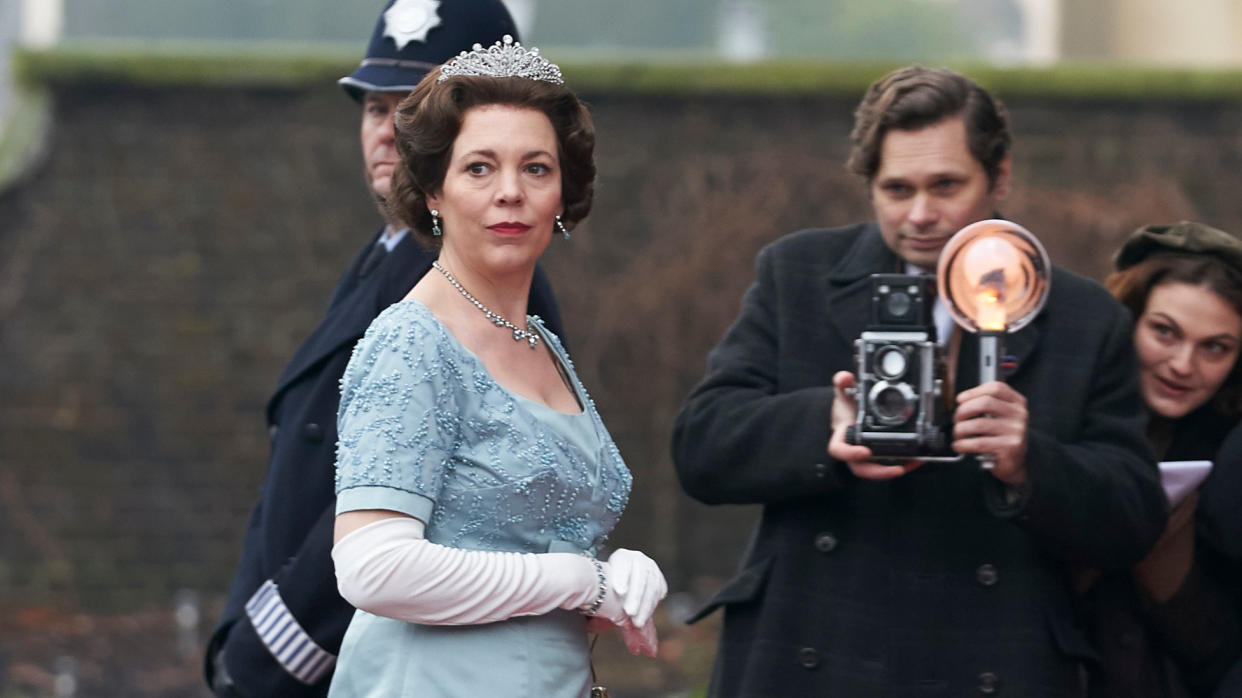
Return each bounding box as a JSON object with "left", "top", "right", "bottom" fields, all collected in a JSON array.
[
  {"left": 325, "top": 227, "right": 384, "bottom": 310},
  {"left": 822, "top": 225, "right": 901, "bottom": 350},
  {"left": 997, "top": 316, "right": 1041, "bottom": 382},
  {"left": 266, "top": 230, "right": 433, "bottom": 414},
  {"left": 955, "top": 309, "right": 1042, "bottom": 390}
]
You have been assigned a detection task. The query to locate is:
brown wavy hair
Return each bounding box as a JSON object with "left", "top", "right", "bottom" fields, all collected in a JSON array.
[
  {"left": 847, "top": 66, "right": 1011, "bottom": 188},
  {"left": 1106, "top": 253, "right": 1242, "bottom": 419},
  {"left": 386, "top": 69, "right": 596, "bottom": 249}
]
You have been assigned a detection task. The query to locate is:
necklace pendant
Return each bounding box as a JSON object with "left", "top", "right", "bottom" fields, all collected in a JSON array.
[
  {"left": 432, "top": 261, "right": 540, "bottom": 350},
  {"left": 590, "top": 686, "right": 609, "bottom": 698}
]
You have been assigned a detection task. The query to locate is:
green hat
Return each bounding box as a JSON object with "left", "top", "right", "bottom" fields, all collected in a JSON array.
[{"left": 1114, "top": 220, "right": 1242, "bottom": 273}]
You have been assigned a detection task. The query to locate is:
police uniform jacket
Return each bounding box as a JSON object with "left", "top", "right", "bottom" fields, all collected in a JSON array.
[
  {"left": 672, "top": 222, "right": 1166, "bottom": 697},
  {"left": 206, "top": 228, "right": 563, "bottom": 697}
]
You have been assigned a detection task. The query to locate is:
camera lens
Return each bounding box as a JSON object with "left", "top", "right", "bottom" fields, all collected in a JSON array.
[
  {"left": 875, "top": 346, "right": 907, "bottom": 379},
  {"left": 885, "top": 291, "right": 912, "bottom": 319},
  {"left": 868, "top": 381, "right": 916, "bottom": 425},
  {"left": 874, "top": 386, "right": 907, "bottom": 419}
]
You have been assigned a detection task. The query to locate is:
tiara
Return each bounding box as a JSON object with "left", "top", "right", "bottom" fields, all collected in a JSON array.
[{"left": 437, "top": 34, "right": 563, "bottom": 85}]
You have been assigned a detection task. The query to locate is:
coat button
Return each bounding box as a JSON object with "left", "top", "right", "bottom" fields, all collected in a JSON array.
[
  {"left": 813, "top": 462, "right": 829, "bottom": 479},
  {"left": 978, "top": 671, "right": 999, "bottom": 694},
  {"left": 797, "top": 647, "right": 820, "bottom": 669},
  {"left": 814, "top": 532, "right": 838, "bottom": 553},
  {"left": 976, "top": 563, "right": 998, "bottom": 586},
  {"left": 302, "top": 422, "right": 324, "bottom": 442}
]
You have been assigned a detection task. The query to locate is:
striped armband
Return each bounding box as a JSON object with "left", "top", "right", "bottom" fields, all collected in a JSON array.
[{"left": 244, "top": 580, "right": 336, "bottom": 685}]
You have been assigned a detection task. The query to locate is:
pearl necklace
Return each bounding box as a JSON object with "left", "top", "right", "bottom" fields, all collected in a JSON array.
[{"left": 432, "top": 261, "right": 540, "bottom": 349}]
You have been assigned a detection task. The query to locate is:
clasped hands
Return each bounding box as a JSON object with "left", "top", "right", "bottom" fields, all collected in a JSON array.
[
  {"left": 587, "top": 548, "right": 668, "bottom": 657},
  {"left": 827, "top": 370, "right": 1029, "bottom": 485}
]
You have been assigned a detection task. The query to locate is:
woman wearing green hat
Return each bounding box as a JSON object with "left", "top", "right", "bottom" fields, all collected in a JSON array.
[{"left": 1085, "top": 221, "right": 1242, "bottom": 697}]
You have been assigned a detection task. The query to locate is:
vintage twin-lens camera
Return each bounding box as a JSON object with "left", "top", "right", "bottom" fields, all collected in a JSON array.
[{"left": 843, "top": 274, "right": 958, "bottom": 463}]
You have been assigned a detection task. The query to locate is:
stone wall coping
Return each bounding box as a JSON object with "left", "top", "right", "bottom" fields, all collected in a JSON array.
[{"left": 14, "top": 42, "right": 1242, "bottom": 99}]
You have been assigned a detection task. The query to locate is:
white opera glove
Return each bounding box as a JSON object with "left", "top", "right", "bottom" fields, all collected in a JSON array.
[
  {"left": 582, "top": 548, "right": 667, "bottom": 658},
  {"left": 596, "top": 548, "right": 668, "bottom": 628},
  {"left": 332, "top": 517, "right": 600, "bottom": 625}
]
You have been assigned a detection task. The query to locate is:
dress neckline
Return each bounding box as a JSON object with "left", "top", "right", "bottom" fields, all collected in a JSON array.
[{"left": 396, "top": 298, "right": 588, "bottom": 418}]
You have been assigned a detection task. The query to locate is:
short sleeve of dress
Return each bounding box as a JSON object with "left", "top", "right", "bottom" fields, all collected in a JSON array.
[{"left": 334, "top": 303, "right": 462, "bottom": 522}]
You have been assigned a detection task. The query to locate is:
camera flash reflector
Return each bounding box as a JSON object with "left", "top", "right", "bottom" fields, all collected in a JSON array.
[{"left": 938, "top": 219, "right": 1051, "bottom": 335}]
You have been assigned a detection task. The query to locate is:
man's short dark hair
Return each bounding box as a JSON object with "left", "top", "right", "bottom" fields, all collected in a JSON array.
[{"left": 847, "top": 66, "right": 1011, "bottom": 187}]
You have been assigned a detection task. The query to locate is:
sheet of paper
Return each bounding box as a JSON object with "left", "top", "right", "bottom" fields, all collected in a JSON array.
[{"left": 1158, "top": 460, "right": 1213, "bottom": 505}]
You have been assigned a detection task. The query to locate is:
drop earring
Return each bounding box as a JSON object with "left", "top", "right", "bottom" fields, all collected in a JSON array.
[
  {"left": 430, "top": 209, "right": 442, "bottom": 237},
  {"left": 556, "top": 214, "right": 569, "bottom": 241}
]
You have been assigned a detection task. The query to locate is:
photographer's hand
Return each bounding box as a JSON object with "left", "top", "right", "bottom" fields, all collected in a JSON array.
[
  {"left": 828, "top": 371, "right": 923, "bottom": 481},
  {"left": 952, "top": 381, "right": 1029, "bottom": 485}
]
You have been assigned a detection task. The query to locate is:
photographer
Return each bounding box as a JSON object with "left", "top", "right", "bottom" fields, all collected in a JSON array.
[{"left": 672, "top": 66, "right": 1167, "bottom": 697}]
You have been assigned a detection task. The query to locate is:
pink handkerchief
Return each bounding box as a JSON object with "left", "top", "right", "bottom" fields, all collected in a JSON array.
[{"left": 1158, "top": 460, "right": 1213, "bottom": 505}]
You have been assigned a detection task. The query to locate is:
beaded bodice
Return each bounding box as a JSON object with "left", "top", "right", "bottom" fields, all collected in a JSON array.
[{"left": 335, "top": 300, "right": 630, "bottom": 554}]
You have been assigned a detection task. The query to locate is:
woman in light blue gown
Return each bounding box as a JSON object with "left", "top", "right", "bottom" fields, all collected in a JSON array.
[{"left": 327, "top": 36, "right": 667, "bottom": 698}]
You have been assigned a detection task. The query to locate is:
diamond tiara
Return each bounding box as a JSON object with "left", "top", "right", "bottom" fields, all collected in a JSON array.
[{"left": 437, "top": 34, "right": 564, "bottom": 85}]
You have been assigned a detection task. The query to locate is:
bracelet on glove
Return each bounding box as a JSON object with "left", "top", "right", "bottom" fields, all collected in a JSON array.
[{"left": 582, "top": 558, "right": 607, "bottom": 616}]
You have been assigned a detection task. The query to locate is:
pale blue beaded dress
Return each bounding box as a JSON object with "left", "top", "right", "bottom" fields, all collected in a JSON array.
[{"left": 328, "top": 299, "right": 632, "bottom": 698}]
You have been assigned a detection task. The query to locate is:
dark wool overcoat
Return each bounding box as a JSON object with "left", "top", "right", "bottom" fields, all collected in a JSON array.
[
  {"left": 673, "top": 223, "right": 1167, "bottom": 698},
  {"left": 205, "top": 228, "right": 562, "bottom": 697},
  {"left": 1088, "top": 410, "right": 1242, "bottom": 698},
  {"left": 1197, "top": 426, "right": 1242, "bottom": 695}
]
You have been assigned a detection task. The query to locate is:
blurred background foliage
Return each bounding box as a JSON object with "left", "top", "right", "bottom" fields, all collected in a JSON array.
[{"left": 54, "top": 0, "right": 1017, "bottom": 62}]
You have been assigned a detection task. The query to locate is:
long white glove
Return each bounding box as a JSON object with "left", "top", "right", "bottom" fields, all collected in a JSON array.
[
  {"left": 598, "top": 548, "right": 667, "bottom": 626},
  {"left": 332, "top": 517, "right": 667, "bottom": 654},
  {"left": 588, "top": 548, "right": 667, "bottom": 656}
]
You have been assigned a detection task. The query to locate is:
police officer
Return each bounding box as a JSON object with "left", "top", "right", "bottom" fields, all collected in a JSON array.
[{"left": 204, "top": 2, "right": 564, "bottom": 695}]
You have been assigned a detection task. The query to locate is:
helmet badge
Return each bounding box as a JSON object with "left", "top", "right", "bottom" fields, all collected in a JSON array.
[{"left": 382, "top": 0, "right": 442, "bottom": 50}]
